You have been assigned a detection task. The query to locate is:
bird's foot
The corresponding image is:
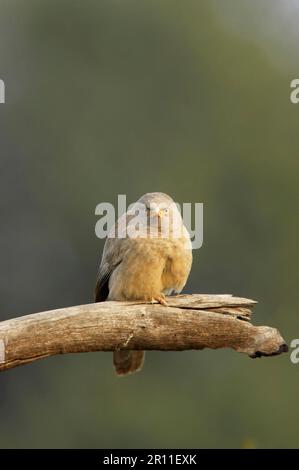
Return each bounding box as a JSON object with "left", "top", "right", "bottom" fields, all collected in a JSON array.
[{"left": 151, "top": 294, "right": 168, "bottom": 306}]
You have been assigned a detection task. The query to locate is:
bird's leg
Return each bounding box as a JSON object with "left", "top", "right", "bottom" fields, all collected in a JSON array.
[{"left": 151, "top": 294, "right": 168, "bottom": 306}]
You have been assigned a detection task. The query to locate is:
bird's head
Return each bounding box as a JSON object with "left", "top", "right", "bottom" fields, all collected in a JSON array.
[
  {"left": 138, "top": 192, "right": 173, "bottom": 218},
  {"left": 136, "top": 192, "right": 183, "bottom": 238}
]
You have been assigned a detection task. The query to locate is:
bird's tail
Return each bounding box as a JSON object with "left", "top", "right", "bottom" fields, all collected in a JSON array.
[{"left": 113, "top": 350, "right": 145, "bottom": 376}]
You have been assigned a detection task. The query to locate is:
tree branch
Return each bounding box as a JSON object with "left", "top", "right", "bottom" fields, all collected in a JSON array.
[{"left": 0, "top": 294, "right": 288, "bottom": 372}]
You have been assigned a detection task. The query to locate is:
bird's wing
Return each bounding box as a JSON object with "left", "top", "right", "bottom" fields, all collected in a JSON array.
[{"left": 94, "top": 237, "right": 123, "bottom": 302}]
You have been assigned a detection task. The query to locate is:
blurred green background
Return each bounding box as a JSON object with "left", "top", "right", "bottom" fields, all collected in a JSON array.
[{"left": 0, "top": 0, "right": 298, "bottom": 449}]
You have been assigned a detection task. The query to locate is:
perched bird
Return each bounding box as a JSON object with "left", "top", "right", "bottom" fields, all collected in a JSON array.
[{"left": 95, "top": 192, "right": 192, "bottom": 375}]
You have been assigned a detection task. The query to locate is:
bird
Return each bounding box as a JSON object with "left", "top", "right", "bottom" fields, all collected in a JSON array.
[{"left": 95, "top": 192, "right": 192, "bottom": 376}]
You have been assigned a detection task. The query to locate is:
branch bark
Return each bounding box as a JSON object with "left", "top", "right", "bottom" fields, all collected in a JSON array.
[{"left": 0, "top": 294, "right": 288, "bottom": 372}]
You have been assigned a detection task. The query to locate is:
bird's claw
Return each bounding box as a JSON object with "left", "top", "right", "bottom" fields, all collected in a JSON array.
[{"left": 151, "top": 295, "right": 168, "bottom": 306}]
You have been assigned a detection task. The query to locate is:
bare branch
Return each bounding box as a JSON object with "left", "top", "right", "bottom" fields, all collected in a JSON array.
[{"left": 0, "top": 294, "right": 288, "bottom": 372}]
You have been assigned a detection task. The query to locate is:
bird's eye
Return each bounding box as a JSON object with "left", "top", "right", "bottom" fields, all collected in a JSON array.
[{"left": 163, "top": 208, "right": 169, "bottom": 214}]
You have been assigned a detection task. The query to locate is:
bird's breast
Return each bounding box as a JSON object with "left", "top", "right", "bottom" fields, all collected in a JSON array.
[{"left": 108, "top": 237, "right": 192, "bottom": 301}]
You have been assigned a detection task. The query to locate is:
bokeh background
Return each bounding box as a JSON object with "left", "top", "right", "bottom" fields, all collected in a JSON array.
[{"left": 0, "top": 0, "right": 298, "bottom": 449}]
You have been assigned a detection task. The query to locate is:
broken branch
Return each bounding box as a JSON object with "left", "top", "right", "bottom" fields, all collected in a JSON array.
[{"left": 0, "top": 294, "right": 288, "bottom": 372}]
